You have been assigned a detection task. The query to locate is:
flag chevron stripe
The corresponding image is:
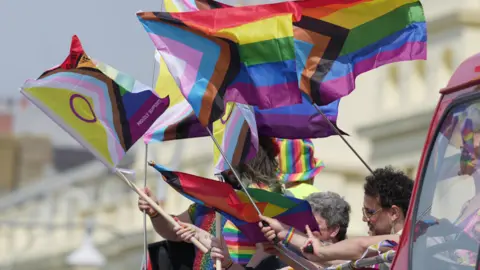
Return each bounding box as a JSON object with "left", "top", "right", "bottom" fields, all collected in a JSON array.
[
  {"left": 293, "top": 16, "right": 348, "bottom": 103},
  {"left": 140, "top": 14, "right": 240, "bottom": 125},
  {"left": 138, "top": 5, "right": 302, "bottom": 126},
  {"left": 340, "top": 2, "right": 425, "bottom": 56}
]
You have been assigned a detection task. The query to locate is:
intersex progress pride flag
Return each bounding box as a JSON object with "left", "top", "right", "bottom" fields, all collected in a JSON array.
[{"left": 20, "top": 35, "right": 169, "bottom": 168}]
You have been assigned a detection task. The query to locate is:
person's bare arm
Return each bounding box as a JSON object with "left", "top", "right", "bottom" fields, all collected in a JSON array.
[
  {"left": 149, "top": 210, "right": 190, "bottom": 241},
  {"left": 138, "top": 187, "right": 193, "bottom": 241},
  {"left": 305, "top": 233, "right": 400, "bottom": 262}
]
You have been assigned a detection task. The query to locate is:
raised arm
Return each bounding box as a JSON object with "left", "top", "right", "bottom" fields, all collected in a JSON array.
[{"left": 259, "top": 216, "right": 399, "bottom": 262}]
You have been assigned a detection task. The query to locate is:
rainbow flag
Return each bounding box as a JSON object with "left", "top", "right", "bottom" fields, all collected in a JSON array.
[
  {"left": 145, "top": 53, "right": 341, "bottom": 141},
  {"left": 149, "top": 162, "right": 319, "bottom": 242},
  {"left": 296, "top": 0, "right": 427, "bottom": 105},
  {"left": 193, "top": 0, "right": 427, "bottom": 106},
  {"left": 20, "top": 35, "right": 169, "bottom": 169},
  {"left": 137, "top": 2, "right": 303, "bottom": 126},
  {"left": 213, "top": 102, "right": 259, "bottom": 172}
]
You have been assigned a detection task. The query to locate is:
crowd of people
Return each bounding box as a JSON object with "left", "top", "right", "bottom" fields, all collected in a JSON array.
[{"left": 137, "top": 137, "right": 414, "bottom": 269}]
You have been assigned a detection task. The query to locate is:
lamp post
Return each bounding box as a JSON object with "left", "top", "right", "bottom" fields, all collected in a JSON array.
[{"left": 66, "top": 219, "right": 106, "bottom": 270}]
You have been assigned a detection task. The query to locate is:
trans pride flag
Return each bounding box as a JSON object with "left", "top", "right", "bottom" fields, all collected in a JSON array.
[
  {"left": 137, "top": 2, "right": 303, "bottom": 126},
  {"left": 20, "top": 36, "right": 169, "bottom": 169}
]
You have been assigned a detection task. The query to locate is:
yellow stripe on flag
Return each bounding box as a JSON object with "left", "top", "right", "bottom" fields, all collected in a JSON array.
[
  {"left": 216, "top": 14, "right": 294, "bottom": 45},
  {"left": 155, "top": 52, "right": 185, "bottom": 107},
  {"left": 322, "top": 0, "right": 418, "bottom": 29}
]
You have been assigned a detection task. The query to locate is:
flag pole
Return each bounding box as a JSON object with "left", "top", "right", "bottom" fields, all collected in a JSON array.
[
  {"left": 311, "top": 103, "right": 374, "bottom": 174},
  {"left": 114, "top": 168, "right": 209, "bottom": 253},
  {"left": 143, "top": 143, "right": 149, "bottom": 269},
  {"left": 206, "top": 128, "right": 312, "bottom": 269},
  {"left": 214, "top": 174, "right": 225, "bottom": 270},
  {"left": 206, "top": 127, "right": 262, "bottom": 215}
]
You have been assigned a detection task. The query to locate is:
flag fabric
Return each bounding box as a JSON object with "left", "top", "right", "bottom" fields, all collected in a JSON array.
[
  {"left": 145, "top": 56, "right": 341, "bottom": 141},
  {"left": 162, "top": 0, "right": 223, "bottom": 12},
  {"left": 20, "top": 35, "right": 169, "bottom": 169},
  {"left": 255, "top": 93, "right": 341, "bottom": 139},
  {"left": 145, "top": 53, "right": 259, "bottom": 172},
  {"left": 213, "top": 102, "right": 258, "bottom": 172},
  {"left": 295, "top": 0, "right": 427, "bottom": 105},
  {"left": 137, "top": 2, "right": 303, "bottom": 126},
  {"left": 193, "top": 0, "right": 427, "bottom": 106},
  {"left": 149, "top": 163, "right": 319, "bottom": 242},
  {"left": 143, "top": 52, "right": 205, "bottom": 144}
]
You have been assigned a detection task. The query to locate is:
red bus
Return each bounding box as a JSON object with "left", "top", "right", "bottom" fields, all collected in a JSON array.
[{"left": 392, "top": 54, "right": 480, "bottom": 270}]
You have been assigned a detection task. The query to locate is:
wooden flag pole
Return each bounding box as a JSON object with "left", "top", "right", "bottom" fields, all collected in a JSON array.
[
  {"left": 114, "top": 168, "right": 209, "bottom": 253},
  {"left": 214, "top": 174, "right": 225, "bottom": 270},
  {"left": 142, "top": 144, "right": 149, "bottom": 269}
]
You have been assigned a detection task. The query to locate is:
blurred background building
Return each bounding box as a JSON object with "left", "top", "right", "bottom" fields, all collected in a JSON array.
[{"left": 1, "top": 0, "right": 479, "bottom": 269}]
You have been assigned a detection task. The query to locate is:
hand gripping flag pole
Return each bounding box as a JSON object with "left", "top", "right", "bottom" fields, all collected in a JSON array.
[
  {"left": 205, "top": 127, "right": 311, "bottom": 269},
  {"left": 214, "top": 174, "right": 226, "bottom": 270},
  {"left": 115, "top": 168, "right": 209, "bottom": 253}
]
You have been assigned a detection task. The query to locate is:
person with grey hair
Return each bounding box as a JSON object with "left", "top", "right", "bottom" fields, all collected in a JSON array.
[
  {"left": 259, "top": 191, "right": 351, "bottom": 248},
  {"left": 305, "top": 191, "right": 351, "bottom": 243},
  {"left": 209, "top": 191, "right": 351, "bottom": 270}
]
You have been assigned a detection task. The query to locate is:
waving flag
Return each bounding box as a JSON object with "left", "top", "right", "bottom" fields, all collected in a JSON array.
[
  {"left": 149, "top": 162, "right": 319, "bottom": 242},
  {"left": 213, "top": 103, "right": 258, "bottom": 172},
  {"left": 193, "top": 0, "right": 427, "bottom": 106},
  {"left": 296, "top": 0, "right": 427, "bottom": 105},
  {"left": 20, "top": 35, "right": 169, "bottom": 169},
  {"left": 137, "top": 2, "right": 303, "bottom": 126},
  {"left": 146, "top": 54, "right": 341, "bottom": 142}
]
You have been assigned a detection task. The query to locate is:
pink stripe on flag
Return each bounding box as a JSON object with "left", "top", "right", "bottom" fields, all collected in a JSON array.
[{"left": 148, "top": 33, "right": 203, "bottom": 98}]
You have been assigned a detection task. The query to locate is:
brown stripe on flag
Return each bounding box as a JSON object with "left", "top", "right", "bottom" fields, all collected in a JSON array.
[
  {"left": 294, "top": 15, "right": 349, "bottom": 105},
  {"left": 294, "top": 27, "right": 331, "bottom": 98},
  {"left": 231, "top": 120, "right": 251, "bottom": 166}
]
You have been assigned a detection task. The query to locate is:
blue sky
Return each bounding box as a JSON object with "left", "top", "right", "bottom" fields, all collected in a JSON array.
[{"left": 0, "top": 0, "right": 161, "bottom": 99}]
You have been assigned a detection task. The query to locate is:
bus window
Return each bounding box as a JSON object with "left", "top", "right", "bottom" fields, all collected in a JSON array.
[{"left": 410, "top": 96, "right": 480, "bottom": 269}]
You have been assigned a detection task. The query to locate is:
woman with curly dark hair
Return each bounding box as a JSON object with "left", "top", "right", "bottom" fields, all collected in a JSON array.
[{"left": 258, "top": 166, "right": 414, "bottom": 266}]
